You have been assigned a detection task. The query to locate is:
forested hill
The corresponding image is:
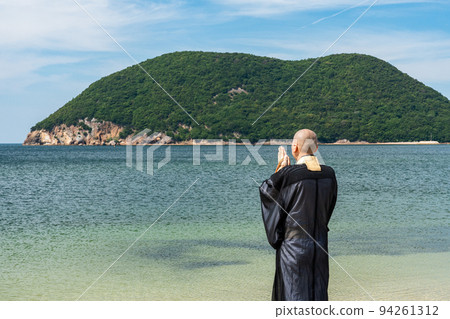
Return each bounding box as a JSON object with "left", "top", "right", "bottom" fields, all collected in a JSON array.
[{"left": 31, "top": 51, "right": 450, "bottom": 142}]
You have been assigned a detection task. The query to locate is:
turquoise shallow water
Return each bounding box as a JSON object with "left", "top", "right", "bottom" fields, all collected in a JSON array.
[{"left": 0, "top": 144, "right": 449, "bottom": 300}]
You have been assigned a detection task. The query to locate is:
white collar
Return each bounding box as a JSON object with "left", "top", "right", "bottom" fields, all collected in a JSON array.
[{"left": 295, "top": 154, "right": 315, "bottom": 165}]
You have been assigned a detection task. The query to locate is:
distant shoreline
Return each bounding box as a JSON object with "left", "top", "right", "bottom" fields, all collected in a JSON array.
[
  {"left": 15, "top": 141, "right": 448, "bottom": 146},
  {"left": 322, "top": 141, "right": 443, "bottom": 145},
  {"left": 174, "top": 140, "right": 444, "bottom": 145}
]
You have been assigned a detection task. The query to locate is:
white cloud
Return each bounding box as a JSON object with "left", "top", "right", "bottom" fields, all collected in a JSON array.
[
  {"left": 0, "top": 0, "right": 181, "bottom": 51},
  {"left": 211, "top": 0, "right": 432, "bottom": 17},
  {"left": 258, "top": 30, "right": 450, "bottom": 60},
  {"left": 396, "top": 58, "right": 450, "bottom": 83},
  {"left": 0, "top": 0, "right": 182, "bottom": 91}
]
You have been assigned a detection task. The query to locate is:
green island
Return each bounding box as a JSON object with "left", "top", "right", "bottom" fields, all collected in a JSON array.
[{"left": 30, "top": 51, "right": 450, "bottom": 143}]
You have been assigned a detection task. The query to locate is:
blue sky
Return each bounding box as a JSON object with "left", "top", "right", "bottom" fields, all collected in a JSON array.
[{"left": 1, "top": 0, "right": 449, "bottom": 143}]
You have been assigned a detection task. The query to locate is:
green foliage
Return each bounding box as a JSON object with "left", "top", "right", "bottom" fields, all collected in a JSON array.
[
  {"left": 119, "top": 127, "right": 134, "bottom": 139},
  {"left": 32, "top": 52, "right": 450, "bottom": 142},
  {"left": 106, "top": 137, "right": 120, "bottom": 143},
  {"left": 78, "top": 122, "right": 92, "bottom": 132}
]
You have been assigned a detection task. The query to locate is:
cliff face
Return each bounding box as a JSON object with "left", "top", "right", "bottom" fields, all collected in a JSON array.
[
  {"left": 24, "top": 119, "right": 123, "bottom": 145},
  {"left": 23, "top": 119, "right": 172, "bottom": 146}
]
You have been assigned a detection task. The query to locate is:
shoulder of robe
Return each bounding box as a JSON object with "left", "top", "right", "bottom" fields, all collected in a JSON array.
[
  {"left": 269, "top": 165, "right": 296, "bottom": 190},
  {"left": 271, "top": 164, "right": 336, "bottom": 189}
]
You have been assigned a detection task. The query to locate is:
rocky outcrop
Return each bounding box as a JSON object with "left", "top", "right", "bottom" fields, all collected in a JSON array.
[
  {"left": 126, "top": 131, "right": 172, "bottom": 145},
  {"left": 23, "top": 119, "right": 172, "bottom": 146}
]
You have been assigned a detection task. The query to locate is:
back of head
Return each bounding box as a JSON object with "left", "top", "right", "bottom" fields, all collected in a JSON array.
[{"left": 293, "top": 129, "right": 318, "bottom": 155}]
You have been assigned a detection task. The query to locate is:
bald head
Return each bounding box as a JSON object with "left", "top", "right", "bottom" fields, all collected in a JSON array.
[{"left": 291, "top": 129, "right": 318, "bottom": 160}]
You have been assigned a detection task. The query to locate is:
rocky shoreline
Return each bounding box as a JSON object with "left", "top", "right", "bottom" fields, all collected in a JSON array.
[
  {"left": 23, "top": 120, "right": 441, "bottom": 146},
  {"left": 23, "top": 119, "right": 173, "bottom": 146}
]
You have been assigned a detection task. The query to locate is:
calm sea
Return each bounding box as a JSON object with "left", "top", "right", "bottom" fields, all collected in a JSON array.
[{"left": 0, "top": 144, "right": 448, "bottom": 300}]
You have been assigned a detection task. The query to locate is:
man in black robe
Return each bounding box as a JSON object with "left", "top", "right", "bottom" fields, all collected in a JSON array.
[{"left": 259, "top": 129, "right": 337, "bottom": 301}]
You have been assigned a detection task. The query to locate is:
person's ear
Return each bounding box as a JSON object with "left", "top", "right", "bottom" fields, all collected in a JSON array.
[{"left": 291, "top": 141, "right": 298, "bottom": 155}]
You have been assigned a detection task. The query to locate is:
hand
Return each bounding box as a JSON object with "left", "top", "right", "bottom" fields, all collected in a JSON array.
[
  {"left": 278, "top": 146, "right": 287, "bottom": 163},
  {"left": 276, "top": 146, "right": 290, "bottom": 172}
]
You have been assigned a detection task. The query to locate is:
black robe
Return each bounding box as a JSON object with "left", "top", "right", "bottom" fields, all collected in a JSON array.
[{"left": 259, "top": 163, "right": 337, "bottom": 301}]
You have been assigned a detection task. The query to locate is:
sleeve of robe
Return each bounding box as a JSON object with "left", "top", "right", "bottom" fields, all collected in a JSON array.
[
  {"left": 327, "top": 177, "right": 338, "bottom": 226},
  {"left": 259, "top": 173, "right": 285, "bottom": 250}
]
